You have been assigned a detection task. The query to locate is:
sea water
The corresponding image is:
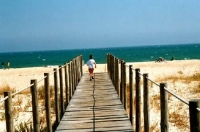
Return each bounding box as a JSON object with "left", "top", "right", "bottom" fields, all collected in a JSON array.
[{"left": 0, "top": 43, "right": 199, "bottom": 68}]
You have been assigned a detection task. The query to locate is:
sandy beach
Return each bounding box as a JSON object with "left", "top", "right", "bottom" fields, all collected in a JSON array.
[{"left": 0, "top": 59, "right": 200, "bottom": 131}]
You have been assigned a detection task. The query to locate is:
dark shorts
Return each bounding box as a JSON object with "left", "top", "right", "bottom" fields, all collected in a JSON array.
[{"left": 88, "top": 68, "right": 94, "bottom": 74}]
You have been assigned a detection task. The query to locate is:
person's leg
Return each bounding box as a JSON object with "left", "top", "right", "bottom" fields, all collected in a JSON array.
[
  {"left": 89, "top": 69, "right": 93, "bottom": 81},
  {"left": 92, "top": 71, "right": 94, "bottom": 79}
]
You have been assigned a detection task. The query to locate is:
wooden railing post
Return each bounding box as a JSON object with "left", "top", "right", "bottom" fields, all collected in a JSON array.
[
  {"left": 189, "top": 99, "right": 200, "bottom": 132},
  {"left": 71, "top": 60, "right": 74, "bottom": 95},
  {"left": 107, "top": 53, "right": 109, "bottom": 74},
  {"left": 75, "top": 58, "right": 79, "bottom": 85},
  {"left": 74, "top": 59, "right": 76, "bottom": 90},
  {"left": 123, "top": 61, "right": 126, "bottom": 110},
  {"left": 160, "top": 83, "right": 169, "bottom": 132},
  {"left": 80, "top": 55, "right": 83, "bottom": 76},
  {"left": 135, "top": 68, "right": 141, "bottom": 132},
  {"left": 59, "top": 66, "right": 64, "bottom": 116},
  {"left": 79, "top": 55, "right": 82, "bottom": 79},
  {"left": 30, "top": 79, "right": 40, "bottom": 132},
  {"left": 53, "top": 68, "right": 60, "bottom": 126},
  {"left": 64, "top": 64, "right": 69, "bottom": 107},
  {"left": 115, "top": 58, "right": 119, "bottom": 94},
  {"left": 120, "top": 60, "right": 124, "bottom": 102},
  {"left": 4, "top": 91, "right": 13, "bottom": 132},
  {"left": 44, "top": 73, "right": 52, "bottom": 132},
  {"left": 110, "top": 55, "right": 113, "bottom": 82},
  {"left": 143, "top": 73, "right": 149, "bottom": 132},
  {"left": 68, "top": 62, "right": 72, "bottom": 101},
  {"left": 107, "top": 53, "right": 110, "bottom": 75},
  {"left": 129, "top": 65, "right": 133, "bottom": 125}
]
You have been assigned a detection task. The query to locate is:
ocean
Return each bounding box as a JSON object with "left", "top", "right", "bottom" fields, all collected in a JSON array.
[{"left": 0, "top": 43, "right": 200, "bottom": 68}]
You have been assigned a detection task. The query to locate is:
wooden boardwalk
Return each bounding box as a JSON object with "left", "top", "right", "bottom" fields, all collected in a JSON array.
[{"left": 56, "top": 72, "right": 133, "bottom": 132}]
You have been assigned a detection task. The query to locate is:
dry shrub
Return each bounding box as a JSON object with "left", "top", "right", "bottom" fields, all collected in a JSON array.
[
  {"left": 13, "top": 107, "right": 22, "bottom": 118},
  {"left": 150, "top": 94, "right": 160, "bottom": 110},
  {"left": 0, "top": 112, "right": 5, "bottom": 121},
  {"left": 169, "top": 111, "right": 189, "bottom": 129},
  {"left": 150, "top": 122, "right": 159, "bottom": 132},
  {"left": 15, "top": 122, "right": 32, "bottom": 132},
  {"left": 19, "top": 89, "right": 31, "bottom": 95},
  {"left": 190, "top": 82, "right": 200, "bottom": 94},
  {"left": 190, "top": 73, "right": 200, "bottom": 80},
  {"left": 23, "top": 99, "right": 32, "bottom": 112},
  {"left": 177, "top": 70, "right": 183, "bottom": 74},
  {"left": 0, "top": 83, "right": 16, "bottom": 95},
  {"left": 38, "top": 85, "right": 54, "bottom": 99},
  {"left": 149, "top": 81, "right": 154, "bottom": 88},
  {"left": 156, "top": 72, "right": 200, "bottom": 83}
]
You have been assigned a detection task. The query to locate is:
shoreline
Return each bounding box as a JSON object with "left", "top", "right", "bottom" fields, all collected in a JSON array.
[
  {"left": 0, "top": 59, "right": 199, "bottom": 91},
  {"left": 0, "top": 59, "right": 199, "bottom": 70}
]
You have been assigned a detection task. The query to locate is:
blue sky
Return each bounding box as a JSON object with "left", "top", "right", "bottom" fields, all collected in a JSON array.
[{"left": 0, "top": 0, "right": 199, "bottom": 52}]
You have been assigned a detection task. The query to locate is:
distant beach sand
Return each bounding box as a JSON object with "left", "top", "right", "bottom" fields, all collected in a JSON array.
[{"left": 0, "top": 59, "right": 200, "bottom": 131}]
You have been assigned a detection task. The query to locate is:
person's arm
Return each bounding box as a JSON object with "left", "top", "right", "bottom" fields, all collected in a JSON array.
[{"left": 95, "top": 62, "right": 96, "bottom": 68}]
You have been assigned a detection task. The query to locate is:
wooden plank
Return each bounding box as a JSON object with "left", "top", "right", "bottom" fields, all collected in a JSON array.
[{"left": 56, "top": 72, "right": 133, "bottom": 131}]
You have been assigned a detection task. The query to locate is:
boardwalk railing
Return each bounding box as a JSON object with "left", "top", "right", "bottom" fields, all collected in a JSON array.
[
  {"left": 0, "top": 55, "right": 83, "bottom": 132},
  {"left": 107, "top": 53, "right": 200, "bottom": 132}
]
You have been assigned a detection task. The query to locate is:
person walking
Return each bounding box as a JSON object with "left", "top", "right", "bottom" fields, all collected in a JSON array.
[
  {"left": 2, "top": 62, "right": 4, "bottom": 69},
  {"left": 87, "top": 54, "right": 96, "bottom": 81},
  {"left": 7, "top": 61, "right": 10, "bottom": 69}
]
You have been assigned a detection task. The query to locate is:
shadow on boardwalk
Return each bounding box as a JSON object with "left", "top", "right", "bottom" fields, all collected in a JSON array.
[{"left": 56, "top": 72, "right": 133, "bottom": 131}]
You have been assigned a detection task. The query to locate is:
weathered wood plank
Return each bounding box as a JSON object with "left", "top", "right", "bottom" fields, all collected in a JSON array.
[{"left": 56, "top": 72, "right": 133, "bottom": 131}]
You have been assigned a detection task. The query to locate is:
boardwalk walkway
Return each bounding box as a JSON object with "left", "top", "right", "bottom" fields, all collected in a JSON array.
[{"left": 56, "top": 72, "right": 133, "bottom": 131}]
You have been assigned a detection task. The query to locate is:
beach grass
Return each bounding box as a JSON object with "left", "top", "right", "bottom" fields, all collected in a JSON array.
[{"left": 0, "top": 83, "right": 16, "bottom": 95}]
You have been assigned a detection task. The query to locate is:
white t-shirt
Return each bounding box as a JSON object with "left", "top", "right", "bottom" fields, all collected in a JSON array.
[{"left": 87, "top": 59, "right": 95, "bottom": 69}]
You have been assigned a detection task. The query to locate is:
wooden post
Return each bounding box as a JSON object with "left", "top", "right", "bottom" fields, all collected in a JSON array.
[
  {"left": 123, "top": 61, "right": 126, "bottom": 110},
  {"left": 107, "top": 53, "right": 110, "bottom": 75},
  {"left": 53, "top": 68, "right": 60, "bottom": 126},
  {"left": 68, "top": 62, "right": 72, "bottom": 101},
  {"left": 44, "top": 73, "right": 52, "bottom": 132},
  {"left": 4, "top": 91, "right": 13, "bottom": 132},
  {"left": 115, "top": 58, "right": 119, "bottom": 93},
  {"left": 160, "top": 83, "right": 169, "bottom": 132},
  {"left": 129, "top": 65, "right": 133, "bottom": 125},
  {"left": 71, "top": 60, "right": 75, "bottom": 95},
  {"left": 113, "top": 56, "right": 115, "bottom": 84},
  {"left": 79, "top": 55, "right": 82, "bottom": 80},
  {"left": 106, "top": 53, "right": 109, "bottom": 74},
  {"left": 120, "top": 60, "right": 124, "bottom": 102},
  {"left": 79, "top": 56, "right": 81, "bottom": 80},
  {"left": 189, "top": 99, "right": 200, "bottom": 132},
  {"left": 110, "top": 55, "right": 113, "bottom": 81},
  {"left": 74, "top": 58, "right": 77, "bottom": 88},
  {"left": 75, "top": 58, "right": 78, "bottom": 85},
  {"left": 59, "top": 66, "right": 64, "bottom": 116},
  {"left": 30, "top": 79, "right": 40, "bottom": 132},
  {"left": 80, "top": 55, "right": 83, "bottom": 76},
  {"left": 143, "top": 73, "right": 149, "bottom": 132},
  {"left": 135, "top": 68, "right": 141, "bottom": 132},
  {"left": 64, "top": 64, "right": 69, "bottom": 107}
]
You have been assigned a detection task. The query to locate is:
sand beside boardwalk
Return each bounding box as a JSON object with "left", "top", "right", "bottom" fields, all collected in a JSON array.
[{"left": 0, "top": 60, "right": 200, "bottom": 131}]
